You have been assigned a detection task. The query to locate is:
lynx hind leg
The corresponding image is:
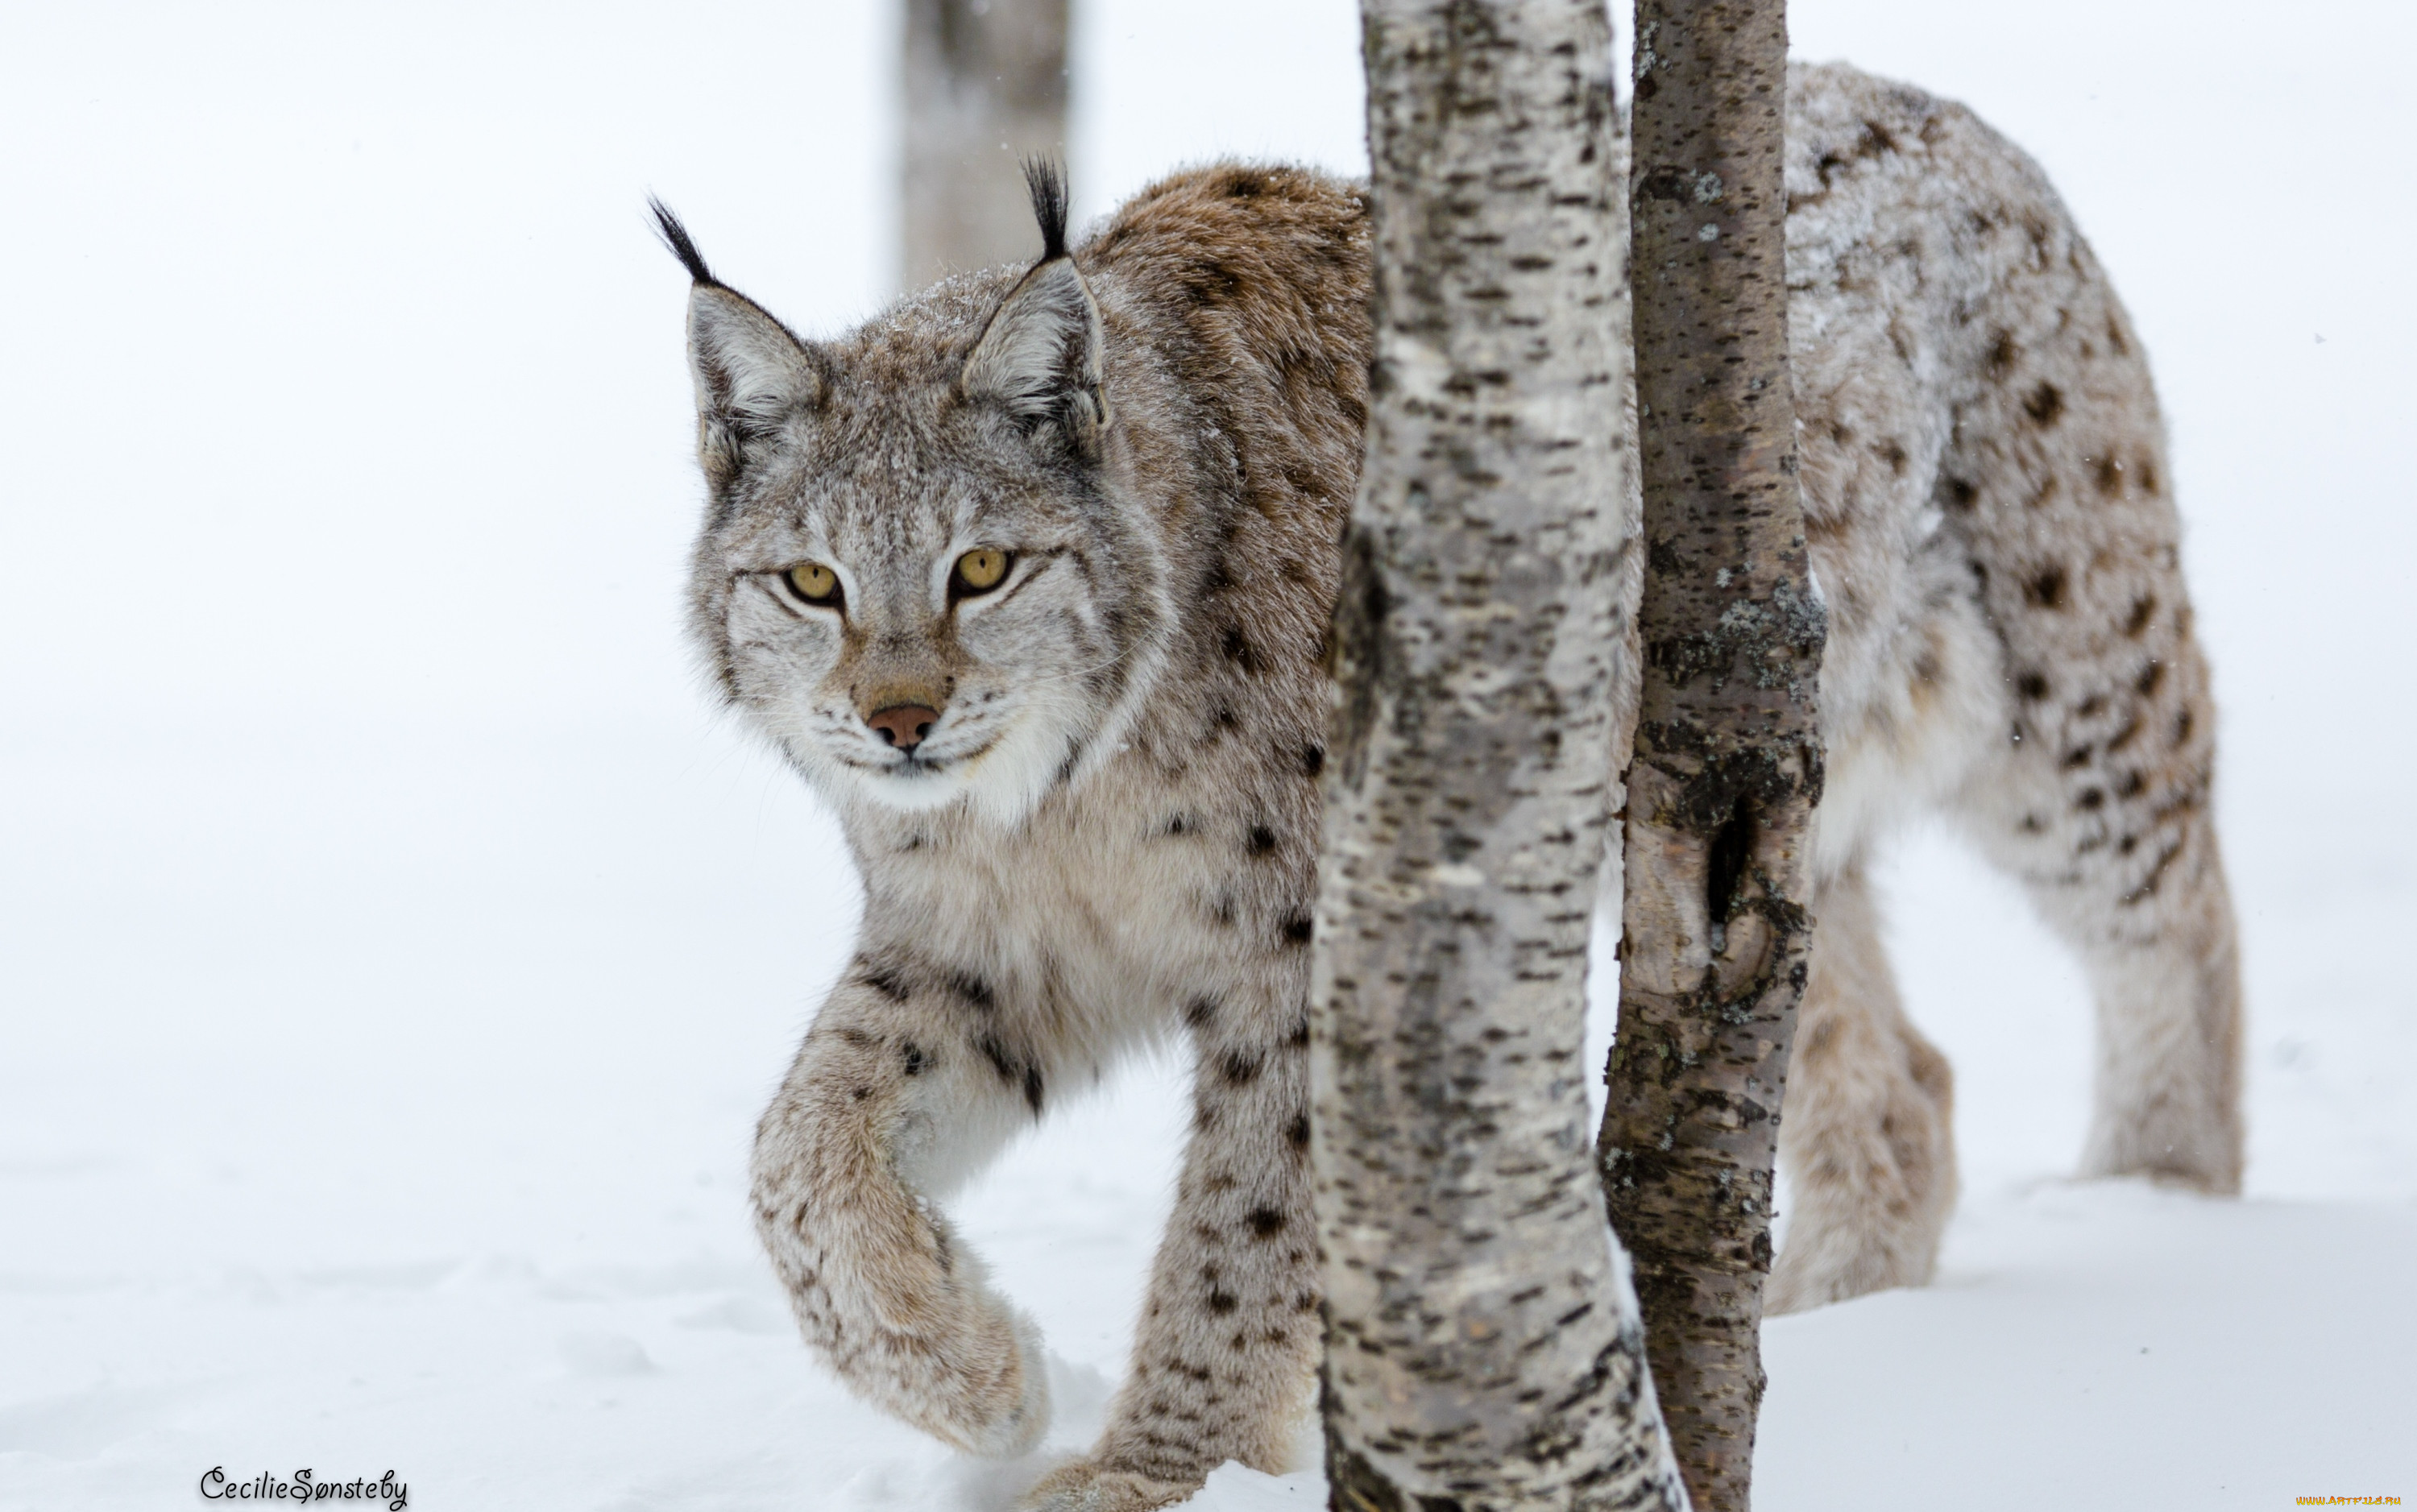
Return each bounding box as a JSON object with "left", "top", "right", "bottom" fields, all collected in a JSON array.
[
  {"left": 1025, "top": 984, "right": 1318, "bottom": 1512},
  {"left": 1768, "top": 864, "right": 1958, "bottom": 1316},
  {"left": 751, "top": 955, "right": 1049, "bottom": 1458},
  {"left": 1933, "top": 209, "right": 2245, "bottom": 1192},
  {"left": 1956, "top": 628, "right": 2245, "bottom": 1191}
]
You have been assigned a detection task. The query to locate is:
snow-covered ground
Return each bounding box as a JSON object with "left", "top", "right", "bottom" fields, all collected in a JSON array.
[{"left": 2, "top": 2, "right": 2411, "bottom": 1508}]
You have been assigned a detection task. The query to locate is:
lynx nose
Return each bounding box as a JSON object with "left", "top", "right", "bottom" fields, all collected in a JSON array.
[{"left": 866, "top": 704, "right": 942, "bottom": 751}]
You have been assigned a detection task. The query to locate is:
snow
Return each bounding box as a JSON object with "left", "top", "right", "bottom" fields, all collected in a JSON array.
[{"left": 2, "top": 2, "right": 2412, "bottom": 1509}]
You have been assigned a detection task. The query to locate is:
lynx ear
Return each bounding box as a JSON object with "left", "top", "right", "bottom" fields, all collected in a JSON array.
[
  {"left": 961, "top": 164, "right": 1106, "bottom": 459},
  {"left": 651, "top": 199, "right": 823, "bottom": 487}
]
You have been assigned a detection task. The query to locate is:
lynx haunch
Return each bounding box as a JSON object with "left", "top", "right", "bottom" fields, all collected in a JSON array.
[{"left": 657, "top": 63, "right": 2240, "bottom": 1512}]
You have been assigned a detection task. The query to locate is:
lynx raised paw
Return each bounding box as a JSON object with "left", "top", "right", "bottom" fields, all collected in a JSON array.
[
  {"left": 869, "top": 1286, "right": 1051, "bottom": 1458},
  {"left": 775, "top": 1220, "right": 1051, "bottom": 1458},
  {"left": 1018, "top": 1459, "right": 1201, "bottom": 1512}
]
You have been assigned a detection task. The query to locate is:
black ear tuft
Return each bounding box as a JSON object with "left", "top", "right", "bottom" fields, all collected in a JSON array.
[
  {"left": 1022, "top": 159, "right": 1069, "bottom": 263},
  {"left": 649, "top": 197, "right": 722, "bottom": 288}
]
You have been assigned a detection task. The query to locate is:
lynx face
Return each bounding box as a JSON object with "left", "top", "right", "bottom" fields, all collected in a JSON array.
[{"left": 670, "top": 198, "right": 1174, "bottom": 826}]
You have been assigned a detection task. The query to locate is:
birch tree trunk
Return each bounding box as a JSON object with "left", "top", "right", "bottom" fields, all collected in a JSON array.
[
  {"left": 1312, "top": 4, "right": 1685, "bottom": 1508},
  {"left": 1594, "top": 4, "right": 1822, "bottom": 1510},
  {"left": 899, "top": 0, "right": 1068, "bottom": 285}
]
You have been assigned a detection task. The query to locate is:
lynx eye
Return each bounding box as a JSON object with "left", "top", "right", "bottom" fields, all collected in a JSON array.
[
  {"left": 954, "top": 549, "right": 1011, "bottom": 594},
  {"left": 786, "top": 562, "right": 840, "bottom": 603}
]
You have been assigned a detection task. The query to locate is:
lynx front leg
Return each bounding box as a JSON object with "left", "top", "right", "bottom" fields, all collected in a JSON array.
[
  {"left": 1768, "top": 864, "right": 1958, "bottom": 1315},
  {"left": 1024, "top": 987, "right": 1318, "bottom": 1512},
  {"left": 752, "top": 955, "right": 1049, "bottom": 1457}
]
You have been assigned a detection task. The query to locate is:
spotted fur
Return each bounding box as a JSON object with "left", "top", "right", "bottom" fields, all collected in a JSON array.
[
  {"left": 1768, "top": 64, "right": 2241, "bottom": 1311},
  {"left": 666, "top": 64, "right": 2239, "bottom": 1510}
]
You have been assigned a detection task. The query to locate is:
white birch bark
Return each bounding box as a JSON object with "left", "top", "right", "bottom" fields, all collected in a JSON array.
[
  {"left": 1312, "top": 3, "right": 1685, "bottom": 1507},
  {"left": 900, "top": 0, "right": 1068, "bottom": 285}
]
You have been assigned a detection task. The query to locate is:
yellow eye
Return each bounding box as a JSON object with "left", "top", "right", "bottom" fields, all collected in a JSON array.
[
  {"left": 955, "top": 549, "right": 1010, "bottom": 594},
  {"left": 786, "top": 562, "right": 839, "bottom": 602}
]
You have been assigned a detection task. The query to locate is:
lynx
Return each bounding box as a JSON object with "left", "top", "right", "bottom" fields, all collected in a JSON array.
[{"left": 658, "top": 63, "right": 2240, "bottom": 1510}]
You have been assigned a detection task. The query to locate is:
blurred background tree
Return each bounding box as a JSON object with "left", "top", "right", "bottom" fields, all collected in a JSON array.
[{"left": 901, "top": 0, "right": 1071, "bottom": 282}]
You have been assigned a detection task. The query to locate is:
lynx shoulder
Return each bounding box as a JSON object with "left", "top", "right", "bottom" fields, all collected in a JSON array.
[{"left": 659, "top": 61, "right": 2238, "bottom": 1510}]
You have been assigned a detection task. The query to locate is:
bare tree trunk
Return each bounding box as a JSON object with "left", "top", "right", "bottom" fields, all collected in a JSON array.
[
  {"left": 1593, "top": 4, "right": 1820, "bottom": 1510},
  {"left": 1312, "top": 4, "right": 1685, "bottom": 1509},
  {"left": 899, "top": 0, "right": 1069, "bottom": 285}
]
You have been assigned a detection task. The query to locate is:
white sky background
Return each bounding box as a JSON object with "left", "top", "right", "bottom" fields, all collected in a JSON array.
[{"left": 1, "top": 2, "right": 2412, "bottom": 1506}]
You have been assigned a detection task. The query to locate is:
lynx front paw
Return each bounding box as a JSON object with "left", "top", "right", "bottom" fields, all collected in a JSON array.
[
  {"left": 865, "top": 1286, "right": 1051, "bottom": 1458},
  {"left": 769, "top": 1208, "right": 1051, "bottom": 1456},
  {"left": 1017, "top": 1459, "right": 1200, "bottom": 1512}
]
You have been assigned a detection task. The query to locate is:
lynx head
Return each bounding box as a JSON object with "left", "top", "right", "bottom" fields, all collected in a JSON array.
[{"left": 659, "top": 166, "right": 1172, "bottom": 827}]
